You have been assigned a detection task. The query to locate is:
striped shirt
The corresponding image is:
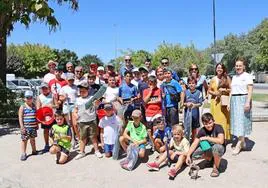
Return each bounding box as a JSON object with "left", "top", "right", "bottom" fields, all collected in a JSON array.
[{"left": 23, "top": 105, "right": 37, "bottom": 128}]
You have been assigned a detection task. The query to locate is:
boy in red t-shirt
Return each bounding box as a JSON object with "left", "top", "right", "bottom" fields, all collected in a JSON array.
[{"left": 143, "top": 75, "right": 162, "bottom": 150}]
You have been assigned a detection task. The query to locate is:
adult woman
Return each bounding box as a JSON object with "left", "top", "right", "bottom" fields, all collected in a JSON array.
[
  {"left": 229, "top": 57, "right": 253, "bottom": 155},
  {"left": 208, "top": 63, "right": 231, "bottom": 140}
]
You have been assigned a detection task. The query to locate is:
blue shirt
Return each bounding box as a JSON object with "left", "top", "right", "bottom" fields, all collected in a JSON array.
[
  {"left": 184, "top": 89, "right": 203, "bottom": 121},
  {"left": 138, "top": 80, "right": 149, "bottom": 98},
  {"left": 161, "top": 79, "right": 183, "bottom": 108},
  {"left": 172, "top": 71, "right": 180, "bottom": 81},
  {"left": 153, "top": 127, "right": 172, "bottom": 141},
  {"left": 119, "top": 65, "right": 135, "bottom": 77},
  {"left": 119, "top": 82, "right": 138, "bottom": 100}
]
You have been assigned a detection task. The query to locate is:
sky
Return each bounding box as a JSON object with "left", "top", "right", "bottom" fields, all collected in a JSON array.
[{"left": 7, "top": 0, "right": 268, "bottom": 62}]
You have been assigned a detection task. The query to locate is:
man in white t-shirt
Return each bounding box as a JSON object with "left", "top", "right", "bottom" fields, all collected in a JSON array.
[{"left": 43, "top": 60, "right": 57, "bottom": 84}]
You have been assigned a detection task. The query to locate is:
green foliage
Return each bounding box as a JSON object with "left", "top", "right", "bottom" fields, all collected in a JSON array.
[
  {"left": 80, "top": 54, "right": 104, "bottom": 71},
  {"left": 53, "top": 49, "right": 79, "bottom": 67},
  {"left": 7, "top": 43, "right": 57, "bottom": 78}
]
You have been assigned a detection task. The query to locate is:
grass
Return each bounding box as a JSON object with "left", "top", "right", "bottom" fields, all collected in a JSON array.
[{"left": 252, "top": 93, "right": 268, "bottom": 102}]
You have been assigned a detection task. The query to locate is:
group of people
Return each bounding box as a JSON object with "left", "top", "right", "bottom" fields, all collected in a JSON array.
[{"left": 18, "top": 55, "right": 253, "bottom": 179}]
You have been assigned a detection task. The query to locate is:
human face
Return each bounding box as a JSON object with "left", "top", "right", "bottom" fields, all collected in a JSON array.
[
  {"left": 48, "top": 64, "right": 56, "bottom": 73},
  {"left": 172, "top": 130, "right": 183, "bottom": 142},
  {"left": 98, "top": 70, "right": 105, "bottom": 76},
  {"left": 156, "top": 69, "right": 164, "bottom": 81},
  {"left": 164, "top": 71, "right": 172, "bottom": 81},
  {"left": 189, "top": 66, "right": 198, "bottom": 78},
  {"left": 55, "top": 115, "right": 65, "bottom": 126},
  {"left": 148, "top": 80, "right": 157, "bottom": 89},
  {"left": 66, "top": 65, "right": 74, "bottom": 73},
  {"left": 105, "top": 108, "right": 114, "bottom": 117},
  {"left": 140, "top": 70, "right": 148, "bottom": 81},
  {"left": 25, "top": 96, "right": 33, "bottom": 104},
  {"left": 55, "top": 70, "right": 63, "bottom": 79},
  {"left": 125, "top": 57, "right": 132, "bottom": 67},
  {"left": 41, "top": 87, "right": 50, "bottom": 95},
  {"left": 216, "top": 64, "right": 224, "bottom": 76},
  {"left": 124, "top": 73, "right": 132, "bottom": 83},
  {"left": 145, "top": 61, "right": 151, "bottom": 69},
  {"left": 88, "top": 78, "right": 95, "bottom": 85},
  {"left": 203, "top": 119, "right": 214, "bottom": 131},
  {"left": 132, "top": 116, "right": 141, "bottom": 125},
  {"left": 156, "top": 120, "right": 164, "bottom": 130},
  {"left": 108, "top": 77, "right": 116, "bottom": 87},
  {"left": 161, "top": 60, "right": 169, "bottom": 67},
  {"left": 133, "top": 72, "right": 140, "bottom": 80},
  {"left": 67, "top": 79, "right": 74, "bottom": 86},
  {"left": 75, "top": 69, "right": 83, "bottom": 78},
  {"left": 235, "top": 60, "right": 245, "bottom": 75},
  {"left": 188, "top": 80, "right": 196, "bottom": 91},
  {"left": 79, "top": 88, "right": 89, "bottom": 97}
]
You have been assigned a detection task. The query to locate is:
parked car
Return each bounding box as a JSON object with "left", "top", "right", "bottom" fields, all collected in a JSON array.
[{"left": 10, "top": 79, "right": 39, "bottom": 96}]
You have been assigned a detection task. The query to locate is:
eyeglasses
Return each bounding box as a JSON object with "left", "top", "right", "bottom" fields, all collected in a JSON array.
[
  {"left": 190, "top": 68, "right": 198, "bottom": 71},
  {"left": 26, "top": 96, "right": 33, "bottom": 99},
  {"left": 75, "top": 70, "right": 82, "bottom": 73},
  {"left": 161, "top": 62, "right": 169, "bottom": 65},
  {"left": 125, "top": 59, "right": 131, "bottom": 62},
  {"left": 67, "top": 66, "right": 73, "bottom": 69},
  {"left": 156, "top": 121, "right": 163, "bottom": 124}
]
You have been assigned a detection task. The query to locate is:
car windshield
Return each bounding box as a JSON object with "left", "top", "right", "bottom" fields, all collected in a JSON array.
[{"left": 30, "top": 80, "right": 41, "bottom": 86}]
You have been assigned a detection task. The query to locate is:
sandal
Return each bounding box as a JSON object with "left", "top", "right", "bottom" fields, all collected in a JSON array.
[{"left": 210, "top": 168, "right": 220, "bottom": 177}]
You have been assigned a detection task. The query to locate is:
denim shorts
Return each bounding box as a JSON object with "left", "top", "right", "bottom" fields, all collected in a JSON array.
[{"left": 104, "top": 144, "right": 114, "bottom": 153}]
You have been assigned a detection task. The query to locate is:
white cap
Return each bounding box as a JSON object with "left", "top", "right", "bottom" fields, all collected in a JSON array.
[{"left": 97, "top": 66, "right": 104, "bottom": 71}]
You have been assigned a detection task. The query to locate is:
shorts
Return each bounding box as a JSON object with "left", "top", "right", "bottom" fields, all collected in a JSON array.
[
  {"left": 129, "top": 141, "right": 145, "bottom": 150},
  {"left": 53, "top": 144, "right": 70, "bottom": 156},
  {"left": 41, "top": 120, "right": 55, "bottom": 129},
  {"left": 78, "top": 120, "right": 97, "bottom": 140},
  {"left": 63, "top": 104, "right": 75, "bottom": 115},
  {"left": 104, "top": 144, "right": 114, "bottom": 153},
  {"left": 146, "top": 114, "right": 162, "bottom": 129},
  {"left": 21, "top": 127, "right": 37, "bottom": 141},
  {"left": 192, "top": 144, "right": 225, "bottom": 159}
]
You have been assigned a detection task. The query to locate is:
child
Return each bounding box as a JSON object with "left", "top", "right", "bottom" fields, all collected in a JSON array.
[
  {"left": 73, "top": 81, "right": 103, "bottom": 159},
  {"left": 152, "top": 117, "right": 171, "bottom": 153},
  {"left": 182, "top": 76, "right": 203, "bottom": 141},
  {"left": 102, "top": 76, "right": 120, "bottom": 112},
  {"left": 161, "top": 68, "right": 183, "bottom": 126},
  {"left": 49, "top": 112, "right": 72, "bottom": 164},
  {"left": 18, "top": 90, "right": 38, "bottom": 161},
  {"left": 186, "top": 113, "right": 225, "bottom": 177},
  {"left": 119, "top": 109, "right": 147, "bottom": 159},
  {"left": 98, "top": 103, "right": 123, "bottom": 157},
  {"left": 36, "top": 82, "right": 54, "bottom": 153},
  {"left": 147, "top": 125, "right": 190, "bottom": 178}
]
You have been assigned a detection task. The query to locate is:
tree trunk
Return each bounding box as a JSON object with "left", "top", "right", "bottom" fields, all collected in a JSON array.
[{"left": 0, "top": 33, "right": 7, "bottom": 85}]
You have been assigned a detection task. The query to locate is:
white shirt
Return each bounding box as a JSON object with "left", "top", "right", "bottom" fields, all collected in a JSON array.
[
  {"left": 38, "top": 93, "right": 53, "bottom": 107},
  {"left": 103, "top": 86, "right": 119, "bottom": 103},
  {"left": 59, "top": 85, "right": 78, "bottom": 104},
  {"left": 43, "top": 73, "right": 55, "bottom": 84},
  {"left": 148, "top": 69, "right": 156, "bottom": 77},
  {"left": 75, "top": 95, "right": 96, "bottom": 122},
  {"left": 231, "top": 72, "right": 253, "bottom": 95},
  {"left": 74, "top": 77, "right": 87, "bottom": 86},
  {"left": 131, "top": 79, "right": 140, "bottom": 88},
  {"left": 98, "top": 114, "right": 122, "bottom": 145}
]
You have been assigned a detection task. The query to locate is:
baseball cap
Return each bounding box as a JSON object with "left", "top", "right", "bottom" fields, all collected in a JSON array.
[
  {"left": 24, "top": 90, "right": 33, "bottom": 98},
  {"left": 138, "top": 66, "right": 149, "bottom": 73},
  {"left": 66, "top": 73, "right": 75, "bottom": 80},
  {"left": 107, "top": 63, "right": 114, "bottom": 68},
  {"left": 97, "top": 66, "right": 104, "bottom": 71},
  {"left": 78, "top": 81, "right": 89, "bottom": 89},
  {"left": 104, "top": 103, "right": 113, "bottom": 110},
  {"left": 132, "top": 68, "right": 139, "bottom": 73},
  {"left": 55, "top": 65, "right": 64, "bottom": 71},
  {"left": 47, "top": 60, "right": 57, "bottom": 68},
  {"left": 132, "top": 109, "right": 142, "bottom": 117},
  {"left": 90, "top": 62, "right": 97, "bottom": 67},
  {"left": 163, "top": 67, "right": 173, "bottom": 73},
  {"left": 40, "top": 82, "right": 49, "bottom": 88}
]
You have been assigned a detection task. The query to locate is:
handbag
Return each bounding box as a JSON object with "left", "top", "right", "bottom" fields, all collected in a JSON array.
[{"left": 220, "top": 95, "right": 229, "bottom": 106}]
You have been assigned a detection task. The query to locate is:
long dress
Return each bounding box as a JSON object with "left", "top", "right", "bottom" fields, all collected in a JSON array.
[{"left": 210, "top": 77, "right": 231, "bottom": 140}]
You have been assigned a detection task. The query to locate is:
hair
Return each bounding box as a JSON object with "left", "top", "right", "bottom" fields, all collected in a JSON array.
[
  {"left": 161, "top": 57, "right": 169, "bottom": 62},
  {"left": 55, "top": 111, "right": 64, "bottom": 118},
  {"left": 187, "top": 76, "right": 197, "bottom": 84},
  {"left": 148, "top": 75, "right": 157, "bottom": 83},
  {"left": 235, "top": 56, "right": 247, "bottom": 69},
  {"left": 145, "top": 58, "right": 151, "bottom": 62},
  {"left": 201, "top": 113, "right": 214, "bottom": 123},
  {"left": 172, "top": 124, "right": 184, "bottom": 135},
  {"left": 189, "top": 64, "right": 200, "bottom": 75},
  {"left": 124, "top": 70, "right": 133, "bottom": 77},
  {"left": 215, "top": 63, "right": 229, "bottom": 88},
  {"left": 156, "top": 66, "right": 164, "bottom": 75},
  {"left": 88, "top": 73, "right": 96, "bottom": 79},
  {"left": 75, "top": 66, "right": 83, "bottom": 71}
]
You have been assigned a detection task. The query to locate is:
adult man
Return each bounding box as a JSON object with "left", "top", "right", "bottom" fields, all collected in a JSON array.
[
  {"left": 62, "top": 62, "right": 75, "bottom": 80},
  {"left": 74, "top": 66, "right": 87, "bottom": 86},
  {"left": 43, "top": 60, "right": 57, "bottom": 84},
  {"left": 144, "top": 58, "right": 155, "bottom": 76},
  {"left": 119, "top": 55, "right": 135, "bottom": 78},
  {"left": 160, "top": 57, "right": 180, "bottom": 81}
]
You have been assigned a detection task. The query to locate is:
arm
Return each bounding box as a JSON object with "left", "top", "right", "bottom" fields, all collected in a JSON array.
[
  {"left": 200, "top": 133, "right": 225, "bottom": 145},
  {"left": 18, "top": 106, "right": 24, "bottom": 132},
  {"left": 244, "top": 84, "right": 253, "bottom": 112},
  {"left": 186, "top": 138, "right": 200, "bottom": 165},
  {"left": 143, "top": 89, "right": 152, "bottom": 104},
  {"left": 36, "top": 96, "right": 41, "bottom": 109},
  {"left": 203, "top": 79, "right": 209, "bottom": 99},
  {"left": 123, "top": 128, "right": 132, "bottom": 142}
]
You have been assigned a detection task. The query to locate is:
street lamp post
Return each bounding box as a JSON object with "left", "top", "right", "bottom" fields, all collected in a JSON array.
[{"left": 213, "top": 0, "right": 217, "bottom": 64}]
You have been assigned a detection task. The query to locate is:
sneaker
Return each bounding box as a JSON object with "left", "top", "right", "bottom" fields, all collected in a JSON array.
[
  {"left": 75, "top": 152, "right": 86, "bottom": 160},
  {"left": 20, "top": 153, "right": 27, "bottom": 161},
  {"left": 41, "top": 145, "right": 50, "bottom": 154},
  {"left": 146, "top": 162, "right": 160, "bottom": 171},
  {"left": 168, "top": 168, "right": 177, "bottom": 178},
  {"left": 72, "top": 140, "right": 79, "bottom": 150},
  {"left": 145, "top": 142, "right": 152, "bottom": 150},
  {"left": 232, "top": 141, "right": 242, "bottom": 155},
  {"left": 95, "top": 151, "right": 103, "bottom": 158}
]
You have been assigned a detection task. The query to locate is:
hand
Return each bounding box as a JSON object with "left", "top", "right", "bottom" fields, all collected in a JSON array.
[
  {"left": 133, "top": 141, "right": 139, "bottom": 147},
  {"left": 227, "top": 103, "right": 230, "bottom": 111},
  {"left": 244, "top": 102, "right": 251, "bottom": 112},
  {"left": 21, "top": 127, "right": 26, "bottom": 134},
  {"left": 186, "top": 155, "right": 192, "bottom": 165},
  {"left": 94, "top": 99, "right": 101, "bottom": 107},
  {"left": 218, "top": 88, "right": 225, "bottom": 92},
  {"left": 163, "top": 137, "right": 168, "bottom": 143},
  {"left": 199, "top": 136, "right": 207, "bottom": 141},
  {"left": 215, "top": 91, "right": 221, "bottom": 97},
  {"left": 101, "top": 143, "right": 104, "bottom": 149}
]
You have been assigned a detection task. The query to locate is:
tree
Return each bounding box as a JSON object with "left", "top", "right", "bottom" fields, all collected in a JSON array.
[
  {"left": 80, "top": 54, "right": 103, "bottom": 70},
  {"left": 0, "top": 0, "right": 78, "bottom": 84},
  {"left": 53, "top": 48, "right": 79, "bottom": 68},
  {"left": 7, "top": 43, "right": 23, "bottom": 76}
]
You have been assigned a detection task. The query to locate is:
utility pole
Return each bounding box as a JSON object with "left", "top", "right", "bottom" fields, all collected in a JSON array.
[{"left": 213, "top": 0, "right": 217, "bottom": 64}]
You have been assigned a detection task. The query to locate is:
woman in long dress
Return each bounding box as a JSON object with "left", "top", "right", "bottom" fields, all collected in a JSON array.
[{"left": 208, "top": 63, "right": 231, "bottom": 140}]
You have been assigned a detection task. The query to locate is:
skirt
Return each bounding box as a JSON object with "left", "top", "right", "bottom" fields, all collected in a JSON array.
[{"left": 230, "top": 95, "right": 252, "bottom": 137}]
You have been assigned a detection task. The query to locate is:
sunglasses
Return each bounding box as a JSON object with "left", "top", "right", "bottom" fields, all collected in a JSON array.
[
  {"left": 161, "top": 62, "right": 169, "bottom": 65},
  {"left": 125, "top": 59, "right": 131, "bottom": 62},
  {"left": 26, "top": 96, "right": 33, "bottom": 99},
  {"left": 190, "top": 68, "right": 198, "bottom": 71},
  {"left": 76, "top": 70, "right": 82, "bottom": 73},
  {"left": 156, "top": 120, "right": 163, "bottom": 124}
]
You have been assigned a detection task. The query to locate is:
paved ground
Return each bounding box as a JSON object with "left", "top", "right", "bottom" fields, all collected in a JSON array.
[{"left": 0, "top": 120, "right": 268, "bottom": 188}]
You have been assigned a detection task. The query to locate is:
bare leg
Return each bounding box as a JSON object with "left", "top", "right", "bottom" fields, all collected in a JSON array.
[
  {"left": 139, "top": 148, "right": 146, "bottom": 158},
  {"left": 58, "top": 152, "right": 68, "bottom": 164},
  {"left": 119, "top": 136, "right": 128, "bottom": 152},
  {"left": 79, "top": 138, "right": 87, "bottom": 153},
  {"left": 29, "top": 138, "right": 37, "bottom": 153},
  {"left": 44, "top": 129, "right": 49, "bottom": 146},
  {"left": 21, "top": 140, "right": 27, "bottom": 154}
]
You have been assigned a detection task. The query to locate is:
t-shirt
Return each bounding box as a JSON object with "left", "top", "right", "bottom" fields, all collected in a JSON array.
[
  {"left": 50, "top": 124, "right": 72, "bottom": 150},
  {"left": 161, "top": 79, "right": 182, "bottom": 108},
  {"left": 153, "top": 127, "right": 171, "bottom": 141},
  {"left": 131, "top": 79, "right": 140, "bottom": 88},
  {"left": 74, "top": 77, "right": 87, "bottom": 86},
  {"left": 148, "top": 69, "right": 156, "bottom": 77},
  {"left": 119, "top": 82, "right": 138, "bottom": 100},
  {"left": 103, "top": 86, "right": 119, "bottom": 103},
  {"left": 43, "top": 73, "right": 55, "bottom": 84},
  {"left": 170, "top": 137, "right": 190, "bottom": 153},
  {"left": 138, "top": 80, "right": 149, "bottom": 98},
  {"left": 231, "top": 72, "right": 253, "bottom": 95},
  {"left": 98, "top": 114, "right": 123, "bottom": 145},
  {"left": 38, "top": 93, "right": 53, "bottom": 107},
  {"left": 196, "top": 124, "right": 225, "bottom": 146},
  {"left": 48, "top": 79, "right": 68, "bottom": 95},
  {"left": 75, "top": 95, "right": 96, "bottom": 123},
  {"left": 126, "top": 121, "right": 147, "bottom": 142},
  {"left": 196, "top": 75, "right": 207, "bottom": 93},
  {"left": 59, "top": 85, "right": 78, "bottom": 104},
  {"left": 143, "top": 87, "right": 161, "bottom": 117}
]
